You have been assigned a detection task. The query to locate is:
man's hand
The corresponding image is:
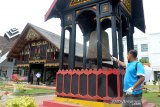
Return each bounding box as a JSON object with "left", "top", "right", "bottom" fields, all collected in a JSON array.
[
  {"left": 111, "top": 56, "right": 126, "bottom": 67},
  {"left": 111, "top": 56, "right": 118, "bottom": 62},
  {"left": 126, "top": 87, "right": 134, "bottom": 95}
]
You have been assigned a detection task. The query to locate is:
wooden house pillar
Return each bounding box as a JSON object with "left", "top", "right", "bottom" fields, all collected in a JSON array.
[
  {"left": 43, "top": 67, "right": 46, "bottom": 84},
  {"left": 69, "top": 12, "right": 76, "bottom": 69},
  {"left": 59, "top": 19, "right": 65, "bottom": 70},
  {"left": 96, "top": 4, "right": 102, "bottom": 69},
  {"left": 28, "top": 64, "right": 31, "bottom": 83}
]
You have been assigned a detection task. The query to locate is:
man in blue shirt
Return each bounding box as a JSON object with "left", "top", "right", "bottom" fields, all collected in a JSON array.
[{"left": 113, "top": 50, "right": 145, "bottom": 107}]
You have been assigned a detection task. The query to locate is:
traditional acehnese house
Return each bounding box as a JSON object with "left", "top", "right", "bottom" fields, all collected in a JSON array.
[
  {"left": 0, "top": 28, "right": 19, "bottom": 78},
  {"left": 7, "top": 23, "right": 83, "bottom": 85}
]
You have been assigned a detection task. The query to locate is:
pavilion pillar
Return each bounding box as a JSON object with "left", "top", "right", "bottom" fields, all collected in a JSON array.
[
  {"left": 118, "top": 20, "right": 124, "bottom": 62},
  {"left": 127, "top": 22, "right": 134, "bottom": 52},
  {"left": 130, "top": 23, "right": 134, "bottom": 50},
  {"left": 111, "top": 15, "right": 118, "bottom": 68},
  {"left": 83, "top": 36, "right": 87, "bottom": 69},
  {"left": 59, "top": 19, "right": 65, "bottom": 70},
  {"left": 69, "top": 12, "right": 76, "bottom": 69},
  {"left": 96, "top": 4, "right": 102, "bottom": 69}
]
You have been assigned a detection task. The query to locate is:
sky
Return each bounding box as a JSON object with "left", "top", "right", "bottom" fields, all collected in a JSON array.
[{"left": 0, "top": 0, "right": 160, "bottom": 44}]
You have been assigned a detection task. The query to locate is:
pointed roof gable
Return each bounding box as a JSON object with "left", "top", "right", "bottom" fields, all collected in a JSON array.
[{"left": 8, "top": 23, "right": 83, "bottom": 58}]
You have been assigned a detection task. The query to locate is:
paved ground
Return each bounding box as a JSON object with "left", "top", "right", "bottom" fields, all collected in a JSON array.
[{"left": 34, "top": 95, "right": 56, "bottom": 105}]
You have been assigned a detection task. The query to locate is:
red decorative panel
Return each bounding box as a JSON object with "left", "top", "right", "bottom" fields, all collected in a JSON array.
[{"left": 56, "top": 69, "right": 125, "bottom": 102}]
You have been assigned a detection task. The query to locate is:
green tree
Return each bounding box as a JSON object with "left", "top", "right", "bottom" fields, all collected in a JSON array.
[{"left": 139, "top": 57, "right": 150, "bottom": 64}]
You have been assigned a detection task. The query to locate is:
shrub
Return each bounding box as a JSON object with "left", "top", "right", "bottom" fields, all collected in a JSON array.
[
  {"left": 11, "top": 74, "right": 20, "bottom": 83},
  {"left": 152, "top": 80, "right": 157, "bottom": 85},
  {"left": 6, "top": 96, "right": 37, "bottom": 107},
  {"left": 13, "top": 84, "right": 26, "bottom": 93},
  {"left": 139, "top": 58, "right": 150, "bottom": 64},
  {"left": 11, "top": 74, "right": 27, "bottom": 83}
]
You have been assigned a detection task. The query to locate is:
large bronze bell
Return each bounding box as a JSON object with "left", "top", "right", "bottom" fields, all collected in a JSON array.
[{"left": 87, "top": 30, "right": 111, "bottom": 61}]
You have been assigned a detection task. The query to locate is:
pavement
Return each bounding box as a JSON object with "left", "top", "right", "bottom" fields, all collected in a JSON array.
[{"left": 34, "top": 95, "right": 56, "bottom": 105}]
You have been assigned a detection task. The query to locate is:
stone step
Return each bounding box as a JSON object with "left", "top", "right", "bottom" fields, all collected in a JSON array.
[{"left": 40, "top": 100, "right": 84, "bottom": 107}]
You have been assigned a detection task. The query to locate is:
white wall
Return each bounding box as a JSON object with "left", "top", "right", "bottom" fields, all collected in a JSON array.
[
  {"left": 133, "top": 36, "right": 149, "bottom": 60},
  {"left": 148, "top": 33, "right": 160, "bottom": 69}
]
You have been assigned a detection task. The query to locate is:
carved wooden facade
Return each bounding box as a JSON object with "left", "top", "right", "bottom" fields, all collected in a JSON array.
[
  {"left": 8, "top": 23, "right": 83, "bottom": 84},
  {"left": 18, "top": 40, "right": 59, "bottom": 64}
]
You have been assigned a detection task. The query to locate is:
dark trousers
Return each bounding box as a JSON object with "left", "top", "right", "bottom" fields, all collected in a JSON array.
[
  {"left": 122, "top": 93, "right": 142, "bottom": 107},
  {"left": 30, "top": 77, "right": 33, "bottom": 84},
  {"left": 37, "top": 78, "right": 40, "bottom": 85}
]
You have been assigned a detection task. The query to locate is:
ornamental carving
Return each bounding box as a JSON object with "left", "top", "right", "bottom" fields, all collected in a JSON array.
[
  {"left": 26, "top": 29, "right": 41, "bottom": 41},
  {"left": 70, "top": 0, "right": 91, "bottom": 7},
  {"left": 121, "top": 0, "right": 131, "bottom": 14},
  {"left": 101, "top": 3, "right": 109, "bottom": 13}
]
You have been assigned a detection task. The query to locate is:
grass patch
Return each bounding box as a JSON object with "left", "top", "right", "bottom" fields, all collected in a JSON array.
[
  {"left": 144, "top": 85, "right": 158, "bottom": 89},
  {"left": 0, "top": 81, "right": 5, "bottom": 86},
  {"left": 1, "top": 87, "right": 13, "bottom": 92},
  {"left": 13, "top": 88, "right": 55, "bottom": 96},
  {"left": 143, "top": 92, "right": 160, "bottom": 107}
]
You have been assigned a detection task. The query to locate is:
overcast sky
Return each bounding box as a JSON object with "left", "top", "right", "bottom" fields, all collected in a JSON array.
[{"left": 0, "top": 0, "right": 160, "bottom": 44}]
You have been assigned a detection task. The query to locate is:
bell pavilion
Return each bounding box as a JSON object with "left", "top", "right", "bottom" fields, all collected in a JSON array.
[{"left": 40, "top": 0, "right": 146, "bottom": 106}]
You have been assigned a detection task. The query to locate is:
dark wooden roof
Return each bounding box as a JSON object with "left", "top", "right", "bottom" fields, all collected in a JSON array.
[
  {"left": 131, "top": 0, "right": 145, "bottom": 32},
  {"left": 0, "top": 36, "right": 18, "bottom": 56},
  {"left": 45, "top": 0, "right": 145, "bottom": 32},
  {"left": 8, "top": 23, "right": 83, "bottom": 58}
]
